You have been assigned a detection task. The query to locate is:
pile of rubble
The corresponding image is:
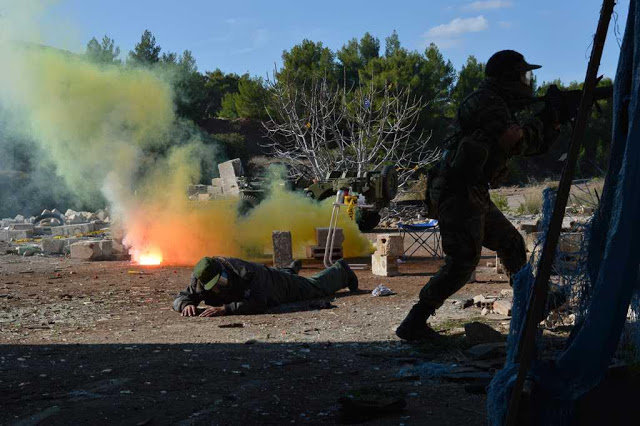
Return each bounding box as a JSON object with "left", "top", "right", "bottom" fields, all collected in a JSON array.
[
  {"left": 188, "top": 159, "right": 243, "bottom": 201},
  {"left": 1, "top": 208, "right": 127, "bottom": 261},
  {"left": 378, "top": 203, "right": 429, "bottom": 228}
]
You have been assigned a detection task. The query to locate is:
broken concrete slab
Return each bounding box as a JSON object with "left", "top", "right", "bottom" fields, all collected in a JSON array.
[
  {"left": 493, "top": 299, "right": 512, "bottom": 317},
  {"left": 464, "top": 342, "right": 506, "bottom": 360},
  {"left": 218, "top": 159, "right": 243, "bottom": 196},
  {"left": 272, "top": 231, "right": 293, "bottom": 268},
  {"left": 211, "top": 177, "right": 223, "bottom": 187},
  {"left": 9, "top": 223, "right": 34, "bottom": 232},
  {"left": 464, "top": 322, "right": 504, "bottom": 345},
  {"left": 218, "top": 158, "right": 244, "bottom": 180},
  {"left": 50, "top": 223, "right": 96, "bottom": 237},
  {"left": 70, "top": 240, "right": 112, "bottom": 260},
  {"left": 0, "top": 229, "right": 32, "bottom": 241},
  {"left": 41, "top": 238, "right": 66, "bottom": 254}
]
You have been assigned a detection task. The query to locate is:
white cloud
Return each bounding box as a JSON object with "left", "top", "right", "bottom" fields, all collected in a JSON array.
[
  {"left": 423, "top": 16, "right": 489, "bottom": 49},
  {"left": 461, "top": 0, "right": 512, "bottom": 11},
  {"left": 426, "top": 16, "right": 488, "bottom": 38}
]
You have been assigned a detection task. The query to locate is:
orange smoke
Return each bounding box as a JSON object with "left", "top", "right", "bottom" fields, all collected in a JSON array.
[{"left": 121, "top": 185, "right": 374, "bottom": 266}]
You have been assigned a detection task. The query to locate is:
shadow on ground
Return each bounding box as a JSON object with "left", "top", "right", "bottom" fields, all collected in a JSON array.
[{"left": 0, "top": 341, "right": 487, "bottom": 426}]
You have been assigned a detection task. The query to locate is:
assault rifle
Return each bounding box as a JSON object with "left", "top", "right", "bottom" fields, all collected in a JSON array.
[{"left": 532, "top": 83, "right": 613, "bottom": 124}]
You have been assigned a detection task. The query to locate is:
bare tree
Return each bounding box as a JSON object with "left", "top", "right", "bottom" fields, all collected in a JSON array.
[
  {"left": 262, "top": 76, "right": 346, "bottom": 181},
  {"left": 262, "top": 74, "right": 439, "bottom": 184},
  {"left": 335, "top": 80, "right": 440, "bottom": 185}
]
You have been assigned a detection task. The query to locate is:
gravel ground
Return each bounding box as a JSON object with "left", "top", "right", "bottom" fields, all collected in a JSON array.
[{"left": 0, "top": 250, "right": 512, "bottom": 425}]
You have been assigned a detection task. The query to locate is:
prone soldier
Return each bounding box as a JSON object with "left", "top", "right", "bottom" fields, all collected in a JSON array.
[{"left": 173, "top": 257, "right": 358, "bottom": 317}]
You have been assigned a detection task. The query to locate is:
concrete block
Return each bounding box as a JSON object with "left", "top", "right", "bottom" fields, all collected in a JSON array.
[
  {"left": 305, "top": 245, "right": 342, "bottom": 260},
  {"left": 519, "top": 220, "right": 539, "bottom": 233},
  {"left": 0, "top": 229, "right": 32, "bottom": 241},
  {"left": 208, "top": 186, "right": 224, "bottom": 196},
  {"left": 67, "top": 214, "right": 86, "bottom": 224},
  {"left": 112, "top": 239, "right": 127, "bottom": 254},
  {"left": 376, "top": 234, "right": 404, "bottom": 257},
  {"left": 14, "top": 214, "right": 25, "bottom": 222},
  {"left": 272, "top": 231, "right": 293, "bottom": 268},
  {"left": 197, "top": 193, "right": 212, "bottom": 201},
  {"left": 558, "top": 232, "right": 582, "bottom": 254},
  {"left": 70, "top": 240, "right": 111, "bottom": 260},
  {"left": 65, "top": 209, "right": 77, "bottom": 217},
  {"left": 211, "top": 178, "right": 223, "bottom": 187},
  {"left": 493, "top": 299, "right": 512, "bottom": 316},
  {"left": 315, "top": 227, "right": 344, "bottom": 247},
  {"left": 9, "top": 223, "right": 34, "bottom": 232},
  {"left": 62, "top": 238, "right": 81, "bottom": 254},
  {"left": 222, "top": 183, "right": 240, "bottom": 196},
  {"left": 50, "top": 223, "right": 96, "bottom": 237},
  {"left": 218, "top": 158, "right": 244, "bottom": 180},
  {"left": 98, "top": 240, "right": 113, "bottom": 257},
  {"left": 41, "top": 238, "right": 66, "bottom": 254},
  {"left": 371, "top": 252, "right": 399, "bottom": 277},
  {"left": 187, "top": 184, "right": 208, "bottom": 196},
  {"left": 70, "top": 241, "right": 101, "bottom": 260}
]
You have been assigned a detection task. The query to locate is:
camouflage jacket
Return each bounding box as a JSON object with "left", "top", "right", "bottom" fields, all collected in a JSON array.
[
  {"left": 172, "top": 257, "right": 291, "bottom": 315},
  {"left": 441, "top": 78, "right": 558, "bottom": 189}
]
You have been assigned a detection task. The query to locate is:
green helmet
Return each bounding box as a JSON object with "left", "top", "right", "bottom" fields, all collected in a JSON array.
[
  {"left": 193, "top": 257, "right": 224, "bottom": 291},
  {"left": 485, "top": 50, "right": 541, "bottom": 84}
]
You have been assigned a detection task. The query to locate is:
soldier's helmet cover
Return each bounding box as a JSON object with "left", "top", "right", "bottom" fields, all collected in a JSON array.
[
  {"left": 192, "top": 257, "right": 226, "bottom": 291},
  {"left": 485, "top": 50, "right": 541, "bottom": 84}
]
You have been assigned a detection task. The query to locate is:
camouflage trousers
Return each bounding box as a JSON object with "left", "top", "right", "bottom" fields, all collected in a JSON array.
[{"left": 418, "top": 184, "right": 526, "bottom": 311}]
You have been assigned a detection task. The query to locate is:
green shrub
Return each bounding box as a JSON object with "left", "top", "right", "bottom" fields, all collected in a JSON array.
[
  {"left": 516, "top": 191, "right": 543, "bottom": 215},
  {"left": 490, "top": 193, "right": 509, "bottom": 212}
]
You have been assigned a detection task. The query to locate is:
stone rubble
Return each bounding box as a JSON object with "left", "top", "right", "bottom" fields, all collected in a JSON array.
[{"left": 1, "top": 206, "right": 126, "bottom": 261}]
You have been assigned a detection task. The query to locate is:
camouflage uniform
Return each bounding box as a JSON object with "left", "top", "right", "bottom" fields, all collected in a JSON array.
[
  {"left": 417, "top": 78, "right": 559, "bottom": 311},
  {"left": 173, "top": 257, "right": 356, "bottom": 315}
]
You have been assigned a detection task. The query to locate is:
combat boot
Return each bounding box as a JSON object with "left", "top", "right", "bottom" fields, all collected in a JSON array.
[
  {"left": 336, "top": 259, "right": 359, "bottom": 292},
  {"left": 395, "top": 303, "right": 440, "bottom": 341}
]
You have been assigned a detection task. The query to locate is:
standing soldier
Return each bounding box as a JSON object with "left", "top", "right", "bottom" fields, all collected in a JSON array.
[{"left": 396, "top": 50, "right": 561, "bottom": 341}]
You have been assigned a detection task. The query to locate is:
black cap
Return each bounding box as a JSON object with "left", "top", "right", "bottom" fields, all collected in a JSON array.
[{"left": 485, "top": 50, "right": 541, "bottom": 81}]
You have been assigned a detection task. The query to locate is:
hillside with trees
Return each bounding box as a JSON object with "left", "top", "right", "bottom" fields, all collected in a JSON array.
[{"left": 83, "top": 30, "right": 613, "bottom": 185}]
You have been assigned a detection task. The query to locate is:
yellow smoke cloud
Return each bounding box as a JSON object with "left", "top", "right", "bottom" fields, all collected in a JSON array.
[{"left": 0, "top": 38, "right": 373, "bottom": 266}]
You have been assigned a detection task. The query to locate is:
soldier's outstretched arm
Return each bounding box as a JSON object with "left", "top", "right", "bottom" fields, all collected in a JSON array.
[{"left": 172, "top": 275, "right": 204, "bottom": 313}]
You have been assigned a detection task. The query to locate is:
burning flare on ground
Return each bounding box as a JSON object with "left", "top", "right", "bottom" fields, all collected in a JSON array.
[{"left": 134, "top": 246, "right": 164, "bottom": 266}]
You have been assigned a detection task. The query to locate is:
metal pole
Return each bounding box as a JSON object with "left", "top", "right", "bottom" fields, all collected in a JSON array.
[{"left": 504, "top": 1, "right": 616, "bottom": 424}]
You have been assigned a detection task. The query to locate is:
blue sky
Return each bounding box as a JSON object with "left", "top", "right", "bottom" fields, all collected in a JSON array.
[{"left": 41, "top": 0, "right": 629, "bottom": 85}]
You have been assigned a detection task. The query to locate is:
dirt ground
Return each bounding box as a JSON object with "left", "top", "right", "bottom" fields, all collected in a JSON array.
[{"left": 0, "top": 246, "right": 514, "bottom": 425}]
